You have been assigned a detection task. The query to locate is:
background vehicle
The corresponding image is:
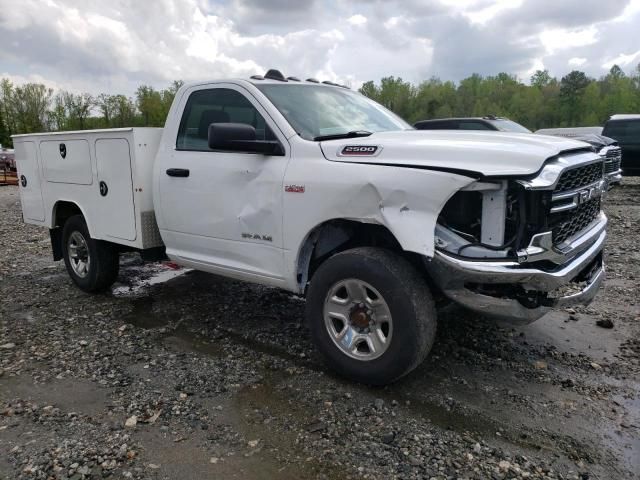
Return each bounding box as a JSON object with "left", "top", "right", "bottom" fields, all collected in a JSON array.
[
  {"left": 535, "top": 127, "right": 603, "bottom": 137},
  {"left": 0, "top": 145, "right": 15, "bottom": 167},
  {"left": 414, "top": 115, "right": 532, "bottom": 133},
  {"left": 602, "top": 114, "right": 640, "bottom": 176},
  {"left": 0, "top": 145, "right": 17, "bottom": 186},
  {"left": 13, "top": 70, "right": 608, "bottom": 385},
  {"left": 415, "top": 118, "right": 621, "bottom": 185},
  {"left": 535, "top": 129, "right": 622, "bottom": 186}
]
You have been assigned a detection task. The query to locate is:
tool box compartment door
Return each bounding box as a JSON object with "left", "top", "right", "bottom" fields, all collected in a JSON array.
[
  {"left": 41, "top": 139, "right": 93, "bottom": 185},
  {"left": 14, "top": 141, "right": 45, "bottom": 221},
  {"left": 95, "top": 138, "right": 136, "bottom": 241}
]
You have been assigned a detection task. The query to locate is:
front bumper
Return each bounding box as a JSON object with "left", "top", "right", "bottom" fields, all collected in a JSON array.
[
  {"left": 607, "top": 171, "right": 622, "bottom": 186},
  {"left": 426, "top": 226, "right": 606, "bottom": 324}
]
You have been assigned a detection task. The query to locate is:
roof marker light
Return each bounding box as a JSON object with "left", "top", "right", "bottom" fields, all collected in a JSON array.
[{"left": 264, "top": 69, "right": 287, "bottom": 81}]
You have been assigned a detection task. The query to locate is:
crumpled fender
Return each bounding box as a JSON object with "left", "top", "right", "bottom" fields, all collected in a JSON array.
[
  {"left": 338, "top": 168, "right": 476, "bottom": 256},
  {"left": 283, "top": 157, "right": 477, "bottom": 290}
]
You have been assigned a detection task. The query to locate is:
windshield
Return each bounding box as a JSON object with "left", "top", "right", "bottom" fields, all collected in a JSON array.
[
  {"left": 491, "top": 119, "right": 531, "bottom": 133},
  {"left": 256, "top": 84, "right": 412, "bottom": 141}
]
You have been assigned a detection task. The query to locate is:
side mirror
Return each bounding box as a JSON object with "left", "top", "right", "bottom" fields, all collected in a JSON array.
[{"left": 207, "top": 123, "right": 284, "bottom": 156}]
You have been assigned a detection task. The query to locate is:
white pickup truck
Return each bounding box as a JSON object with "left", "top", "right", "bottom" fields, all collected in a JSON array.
[{"left": 14, "top": 70, "right": 607, "bottom": 384}]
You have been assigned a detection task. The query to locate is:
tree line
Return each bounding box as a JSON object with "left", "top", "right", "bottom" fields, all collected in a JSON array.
[
  {"left": 0, "top": 80, "right": 183, "bottom": 148},
  {"left": 1, "top": 65, "right": 639, "bottom": 148},
  {"left": 361, "top": 65, "right": 640, "bottom": 130}
]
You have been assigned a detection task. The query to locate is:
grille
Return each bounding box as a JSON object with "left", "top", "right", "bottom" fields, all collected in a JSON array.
[
  {"left": 551, "top": 197, "right": 601, "bottom": 244},
  {"left": 553, "top": 161, "right": 604, "bottom": 192},
  {"left": 604, "top": 147, "right": 622, "bottom": 174}
]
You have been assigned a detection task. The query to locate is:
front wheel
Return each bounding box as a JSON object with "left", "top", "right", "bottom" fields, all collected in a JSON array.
[
  {"left": 306, "top": 247, "right": 437, "bottom": 385},
  {"left": 62, "top": 215, "right": 119, "bottom": 292}
]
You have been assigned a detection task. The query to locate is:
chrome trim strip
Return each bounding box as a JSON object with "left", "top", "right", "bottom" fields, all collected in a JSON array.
[
  {"left": 438, "top": 263, "right": 604, "bottom": 324},
  {"left": 549, "top": 179, "right": 607, "bottom": 213},
  {"left": 517, "top": 151, "right": 603, "bottom": 190},
  {"left": 515, "top": 212, "right": 606, "bottom": 264},
  {"left": 554, "top": 266, "right": 605, "bottom": 307},
  {"left": 607, "top": 171, "right": 622, "bottom": 186},
  {"left": 425, "top": 231, "right": 606, "bottom": 324},
  {"left": 427, "top": 227, "right": 606, "bottom": 292}
]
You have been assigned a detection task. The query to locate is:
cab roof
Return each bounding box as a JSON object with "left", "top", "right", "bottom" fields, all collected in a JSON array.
[{"left": 609, "top": 114, "right": 640, "bottom": 120}]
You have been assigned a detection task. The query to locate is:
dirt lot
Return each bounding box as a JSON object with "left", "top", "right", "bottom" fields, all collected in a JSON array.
[{"left": 1, "top": 181, "right": 639, "bottom": 480}]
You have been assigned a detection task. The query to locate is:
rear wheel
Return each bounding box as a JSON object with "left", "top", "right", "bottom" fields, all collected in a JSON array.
[
  {"left": 62, "top": 215, "right": 119, "bottom": 292},
  {"left": 306, "top": 247, "right": 437, "bottom": 385}
]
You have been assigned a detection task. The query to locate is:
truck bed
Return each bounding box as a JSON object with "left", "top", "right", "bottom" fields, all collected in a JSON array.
[{"left": 13, "top": 128, "right": 165, "bottom": 250}]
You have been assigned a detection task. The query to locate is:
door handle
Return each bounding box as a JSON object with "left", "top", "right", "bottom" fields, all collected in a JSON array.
[{"left": 166, "top": 168, "right": 190, "bottom": 177}]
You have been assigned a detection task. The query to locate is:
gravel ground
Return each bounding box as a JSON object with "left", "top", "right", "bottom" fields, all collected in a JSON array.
[{"left": 1, "top": 181, "right": 639, "bottom": 480}]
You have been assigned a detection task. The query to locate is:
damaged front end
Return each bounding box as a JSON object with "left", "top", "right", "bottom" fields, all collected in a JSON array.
[{"left": 425, "top": 149, "right": 607, "bottom": 324}]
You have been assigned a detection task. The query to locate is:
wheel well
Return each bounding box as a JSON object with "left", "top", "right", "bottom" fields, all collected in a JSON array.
[
  {"left": 297, "top": 219, "right": 403, "bottom": 292},
  {"left": 50, "top": 201, "right": 84, "bottom": 261},
  {"left": 53, "top": 201, "right": 83, "bottom": 227}
]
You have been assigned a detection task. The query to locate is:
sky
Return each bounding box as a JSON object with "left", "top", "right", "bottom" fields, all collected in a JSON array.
[{"left": 1, "top": 0, "right": 639, "bottom": 96}]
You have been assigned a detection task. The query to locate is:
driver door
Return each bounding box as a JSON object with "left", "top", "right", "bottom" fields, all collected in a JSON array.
[{"left": 156, "top": 84, "right": 290, "bottom": 285}]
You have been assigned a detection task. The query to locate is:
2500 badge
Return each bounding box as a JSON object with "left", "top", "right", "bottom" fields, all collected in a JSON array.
[{"left": 340, "top": 145, "right": 379, "bottom": 156}]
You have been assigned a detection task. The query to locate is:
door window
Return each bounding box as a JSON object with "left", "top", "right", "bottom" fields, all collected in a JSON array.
[{"left": 176, "top": 88, "right": 275, "bottom": 151}]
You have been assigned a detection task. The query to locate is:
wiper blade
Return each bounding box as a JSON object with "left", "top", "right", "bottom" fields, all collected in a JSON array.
[{"left": 313, "top": 130, "right": 373, "bottom": 141}]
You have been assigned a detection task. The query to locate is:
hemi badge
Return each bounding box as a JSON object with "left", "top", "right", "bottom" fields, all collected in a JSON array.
[{"left": 285, "top": 185, "right": 305, "bottom": 193}]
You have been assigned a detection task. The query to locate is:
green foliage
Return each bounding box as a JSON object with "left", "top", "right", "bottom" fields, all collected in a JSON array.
[
  {"left": 0, "top": 105, "right": 10, "bottom": 148},
  {"left": 136, "top": 80, "right": 184, "bottom": 127},
  {"left": 49, "top": 92, "right": 95, "bottom": 131},
  {"left": 0, "top": 79, "right": 184, "bottom": 146},
  {"left": 0, "top": 79, "right": 53, "bottom": 140},
  {"left": 1, "top": 64, "right": 639, "bottom": 147},
  {"left": 360, "top": 64, "right": 640, "bottom": 130}
]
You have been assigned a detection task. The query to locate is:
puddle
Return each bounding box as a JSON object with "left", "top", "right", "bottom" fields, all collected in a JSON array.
[
  {"left": 231, "top": 371, "right": 350, "bottom": 480},
  {"left": 118, "top": 291, "right": 609, "bottom": 468},
  {"left": 605, "top": 384, "right": 640, "bottom": 474},
  {"left": 164, "top": 332, "right": 224, "bottom": 358},
  {"left": 123, "top": 297, "right": 169, "bottom": 329},
  {"left": 512, "top": 310, "right": 624, "bottom": 363},
  {"left": 0, "top": 376, "right": 112, "bottom": 418},
  {"left": 112, "top": 263, "right": 191, "bottom": 297},
  {"left": 106, "top": 257, "right": 638, "bottom": 477}
]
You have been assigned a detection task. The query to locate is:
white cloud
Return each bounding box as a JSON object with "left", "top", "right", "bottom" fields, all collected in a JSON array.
[
  {"left": 384, "top": 16, "right": 403, "bottom": 29},
  {"left": 460, "top": 0, "right": 525, "bottom": 24},
  {"left": 602, "top": 49, "right": 640, "bottom": 69},
  {"left": 0, "top": 0, "right": 637, "bottom": 96},
  {"left": 348, "top": 14, "right": 367, "bottom": 26},
  {"left": 539, "top": 26, "right": 598, "bottom": 54},
  {"left": 520, "top": 57, "right": 545, "bottom": 81},
  {"left": 0, "top": 72, "right": 64, "bottom": 92}
]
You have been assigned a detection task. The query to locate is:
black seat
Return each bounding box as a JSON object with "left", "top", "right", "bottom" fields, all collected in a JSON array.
[{"left": 198, "top": 110, "right": 230, "bottom": 139}]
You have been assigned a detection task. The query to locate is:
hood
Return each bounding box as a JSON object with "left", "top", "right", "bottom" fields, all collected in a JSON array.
[{"left": 320, "top": 130, "right": 594, "bottom": 177}]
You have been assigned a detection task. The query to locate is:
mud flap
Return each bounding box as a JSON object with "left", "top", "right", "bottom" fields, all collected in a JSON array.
[{"left": 50, "top": 227, "right": 63, "bottom": 261}]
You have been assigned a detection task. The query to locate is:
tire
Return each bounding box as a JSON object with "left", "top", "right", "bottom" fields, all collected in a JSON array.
[
  {"left": 61, "top": 215, "right": 119, "bottom": 292},
  {"left": 306, "top": 247, "right": 436, "bottom": 385}
]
